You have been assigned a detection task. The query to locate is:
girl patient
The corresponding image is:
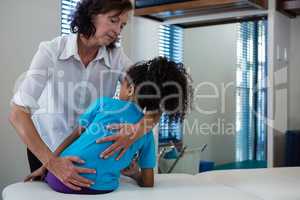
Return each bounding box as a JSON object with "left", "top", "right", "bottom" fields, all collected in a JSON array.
[{"left": 25, "top": 57, "right": 192, "bottom": 194}]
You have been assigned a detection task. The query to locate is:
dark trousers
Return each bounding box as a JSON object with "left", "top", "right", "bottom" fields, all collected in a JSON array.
[{"left": 27, "top": 148, "right": 43, "bottom": 172}]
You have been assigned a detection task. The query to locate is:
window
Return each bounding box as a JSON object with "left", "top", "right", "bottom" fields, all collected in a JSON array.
[
  {"left": 158, "top": 25, "right": 184, "bottom": 144},
  {"left": 61, "top": 0, "right": 79, "bottom": 35},
  {"left": 159, "top": 25, "right": 184, "bottom": 63},
  {"left": 235, "top": 19, "right": 268, "bottom": 162}
]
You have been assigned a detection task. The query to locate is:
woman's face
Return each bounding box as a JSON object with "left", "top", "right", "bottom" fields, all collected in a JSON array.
[{"left": 89, "top": 10, "right": 129, "bottom": 47}]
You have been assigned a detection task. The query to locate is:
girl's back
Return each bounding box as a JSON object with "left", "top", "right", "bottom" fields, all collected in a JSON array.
[{"left": 59, "top": 97, "right": 156, "bottom": 191}]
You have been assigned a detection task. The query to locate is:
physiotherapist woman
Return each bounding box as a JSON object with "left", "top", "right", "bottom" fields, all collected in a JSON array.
[{"left": 9, "top": 0, "right": 160, "bottom": 191}]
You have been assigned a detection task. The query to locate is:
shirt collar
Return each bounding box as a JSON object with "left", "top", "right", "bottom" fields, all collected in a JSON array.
[
  {"left": 59, "top": 34, "right": 79, "bottom": 61},
  {"left": 94, "top": 46, "right": 111, "bottom": 68},
  {"left": 59, "top": 34, "right": 111, "bottom": 68}
]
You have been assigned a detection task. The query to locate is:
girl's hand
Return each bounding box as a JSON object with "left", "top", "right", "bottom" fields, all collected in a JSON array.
[
  {"left": 121, "top": 160, "right": 140, "bottom": 179},
  {"left": 96, "top": 123, "right": 138, "bottom": 160},
  {"left": 24, "top": 166, "right": 47, "bottom": 182}
]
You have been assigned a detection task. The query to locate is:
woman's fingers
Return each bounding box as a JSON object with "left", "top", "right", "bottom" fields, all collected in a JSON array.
[
  {"left": 24, "top": 175, "right": 33, "bottom": 182},
  {"left": 97, "top": 123, "right": 136, "bottom": 159},
  {"left": 116, "top": 145, "right": 129, "bottom": 160},
  {"left": 61, "top": 168, "right": 95, "bottom": 189},
  {"left": 61, "top": 169, "right": 94, "bottom": 189},
  {"left": 70, "top": 176, "right": 92, "bottom": 188},
  {"left": 106, "top": 145, "right": 124, "bottom": 159},
  {"left": 106, "top": 124, "right": 122, "bottom": 130},
  {"left": 63, "top": 181, "right": 82, "bottom": 191},
  {"left": 75, "top": 166, "right": 96, "bottom": 175},
  {"left": 65, "top": 156, "right": 85, "bottom": 164},
  {"left": 100, "top": 142, "right": 121, "bottom": 158},
  {"left": 96, "top": 135, "right": 117, "bottom": 144},
  {"left": 24, "top": 168, "right": 45, "bottom": 182},
  {"left": 73, "top": 173, "right": 94, "bottom": 185}
]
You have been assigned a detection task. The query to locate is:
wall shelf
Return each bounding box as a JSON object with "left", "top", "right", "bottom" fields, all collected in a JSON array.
[
  {"left": 134, "top": 0, "right": 268, "bottom": 22},
  {"left": 277, "top": 0, "right": 300, "bottom": 18}
]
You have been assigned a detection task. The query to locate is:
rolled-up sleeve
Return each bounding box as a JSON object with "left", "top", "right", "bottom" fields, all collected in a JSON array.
[{"left": 11, "top": 42, "right": 53, "bottom": 112}]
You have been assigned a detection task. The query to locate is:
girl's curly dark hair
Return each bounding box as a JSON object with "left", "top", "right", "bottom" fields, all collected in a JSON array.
[
  {"left": 125, "top": 57, "right": 193, "bottom": 122},
  {"left": 70, "top": 0, "right": 133, "bottom": 49}
]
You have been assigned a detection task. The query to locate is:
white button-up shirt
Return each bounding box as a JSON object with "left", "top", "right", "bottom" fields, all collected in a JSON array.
[{"left": 12, "top": 34, "right": 132, "bottom": 151}]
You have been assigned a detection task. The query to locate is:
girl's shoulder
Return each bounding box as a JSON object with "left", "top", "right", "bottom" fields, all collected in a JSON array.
[
  {"left": 97, "top": 96, "right": 121, "bottom": 105},
  {"left": 96, "top": 97, "right": 141, "bottom": 114}
]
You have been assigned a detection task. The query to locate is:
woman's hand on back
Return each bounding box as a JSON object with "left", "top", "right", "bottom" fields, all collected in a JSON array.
[
  {"left": 46, "top": 156, "right": 96, "bottom": 191},
  {"left": 96, "top": 123, "right": 138, "bottom": 160}
]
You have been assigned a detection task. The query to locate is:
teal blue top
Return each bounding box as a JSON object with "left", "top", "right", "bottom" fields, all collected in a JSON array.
[{"left": 60, "top": 97, "right": 156, "bottom": 191}]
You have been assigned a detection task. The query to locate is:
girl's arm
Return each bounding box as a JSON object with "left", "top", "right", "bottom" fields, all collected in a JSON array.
[
  {"left": 122, "top": 161, "right": 154, "bottom": 187},
  {"left": 135, "top": 169, "right": 154, "bottom": 187}
]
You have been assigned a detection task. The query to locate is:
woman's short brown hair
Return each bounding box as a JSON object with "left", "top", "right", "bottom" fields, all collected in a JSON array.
[{"left": 70, "top": 0, "right": 133, "bottom": 48}]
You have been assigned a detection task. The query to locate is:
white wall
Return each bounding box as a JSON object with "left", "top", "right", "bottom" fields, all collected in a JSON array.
[
  {"left": 271, "top": 12, "right": 291, "bottom": 167},
  {"left": 269, "top": 13, "right": 300, "bottom": 167},
  {"left": 0, "top": 0, "right": 60, "bottom": 193},
  {"left": 288, "top": 17, "right": 300, "bottom": 130},
  {"left": 122, "top": 16, "right": 160, "bottom": 62},
  {"left": 183, "top": 24, "right": 237, "bottom": 165}
]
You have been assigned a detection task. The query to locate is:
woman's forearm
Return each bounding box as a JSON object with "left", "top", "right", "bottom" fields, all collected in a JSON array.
[{"left": 9, "top": 104, "right": 54, "bottom": 164}]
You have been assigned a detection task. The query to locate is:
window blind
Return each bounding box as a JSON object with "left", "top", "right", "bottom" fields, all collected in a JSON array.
[
  {"left": 159, "top": 25, "right": 183, "bottom": 63},
  {"left": 235, "top": 20, "right": 267, "bottom": 162},
  {"left": 61, "top": 0, "right": 79, "bottom": 35},
  {"left": 158, "top": 25, "right": 184, "bottom": 144}
]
